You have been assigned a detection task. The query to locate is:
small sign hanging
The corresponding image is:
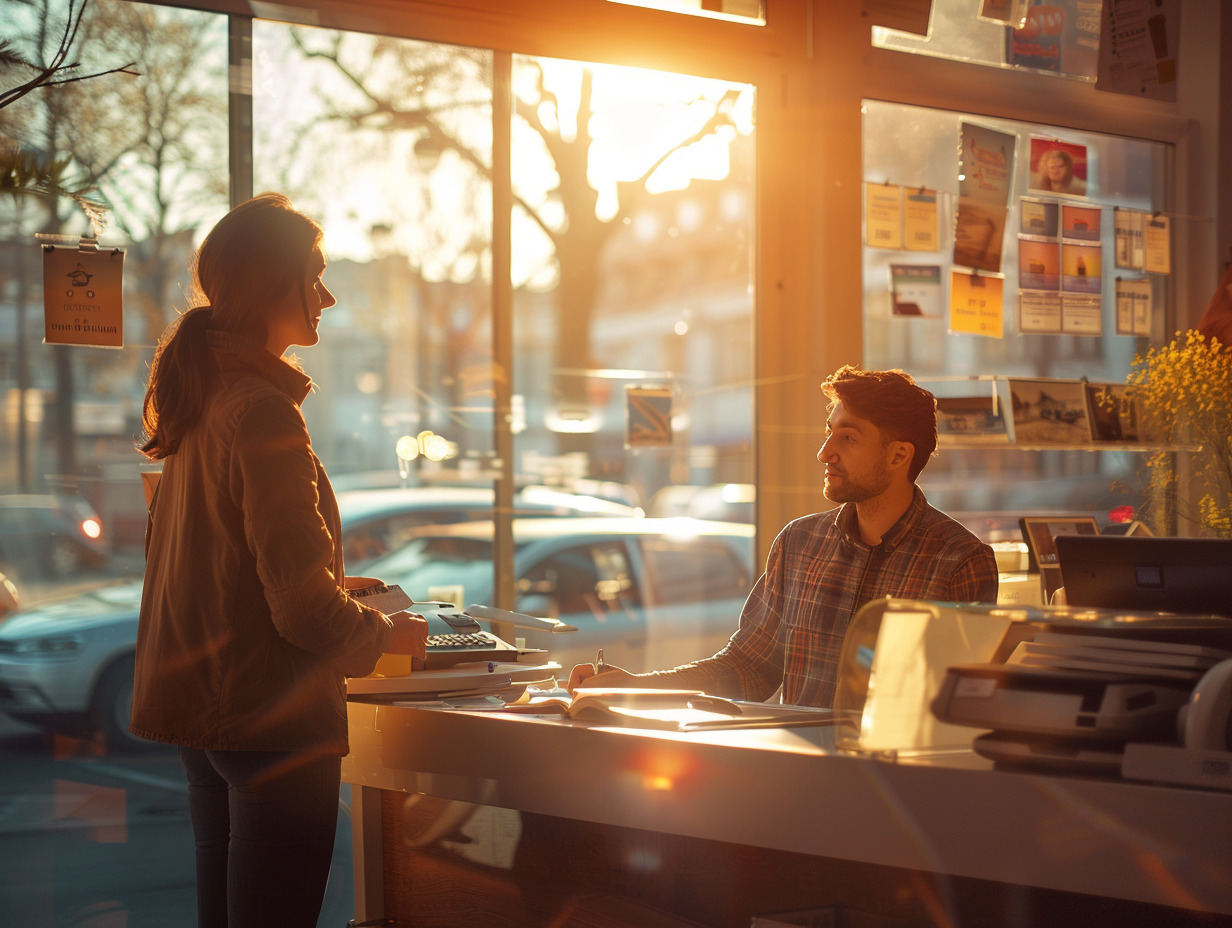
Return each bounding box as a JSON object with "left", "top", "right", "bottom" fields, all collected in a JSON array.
[
  {"left": 625, "top": 385, "right": 672, "bottom": 449},
  {"left": 42, "top": 240, "right": 125, "bottom": 348}
]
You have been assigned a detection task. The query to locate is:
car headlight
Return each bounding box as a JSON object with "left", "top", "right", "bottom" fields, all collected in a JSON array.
[{"left": 5, "top": 635, "right": 82, "bottom": 659}]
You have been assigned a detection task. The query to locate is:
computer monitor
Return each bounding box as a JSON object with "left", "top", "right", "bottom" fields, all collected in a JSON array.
[{"left": 1055, "top": 535, "right": 1232, "bottom": 618}]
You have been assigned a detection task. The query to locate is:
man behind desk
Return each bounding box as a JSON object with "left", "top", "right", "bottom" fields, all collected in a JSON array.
[{"left": 569, "top": 366, "right": 999, "bottom": 708}]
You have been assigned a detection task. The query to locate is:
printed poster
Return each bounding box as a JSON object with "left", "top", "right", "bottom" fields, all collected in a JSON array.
[
  {"left": 42, "top": 244, "right": 125, "bottom": 348},
  {"left": 1062, "top": 293, "right": 1103, "bottom": 336},
  {"left": 1018, "top": 290, "right": 1062, "bottom": 334},
  {"left": 1144, "top": 214, "right": 1171, "bottom": 274},
  {"left": 1029, "top": 137, "right": 1090, "bottom": 198},
  {"left": 1018, "top": 239, "right": 1060, "bottom": 291},
  {"left": 903, "top": 188, "right": 940, "bottom": 251},
  {"left": 625, "top": 385, "right": 672, "bottom": 448},
  {"left": 1019, "top": 198, "right": 1059, "bottom": 238},
  {"left": 1096, "top": 0, "right": 1180, "bottom": 102},
  {"left": 1116, "top": 278, "right": 1152, "bottom": 336},
  {"left": 1114, "top": 208, "right": 1146, "bottom": 269},
  {"left": 1061, "top": 204, "right": 1102, "bottom": 242},
  {"left": 949, "top": 271, "right": 1004, "bottom": 338},
  {"left": 865, "top": 183, "right": 903, "bottom": 249},
  {"left": 1061, "top": 243, "right": 1102, "bottom": 294},
  {"left": 954, "top": 123, "right": 1016, "bottom": 273},
  {"left": 889, "top": 264, "right": 943, "bottom": 317}
]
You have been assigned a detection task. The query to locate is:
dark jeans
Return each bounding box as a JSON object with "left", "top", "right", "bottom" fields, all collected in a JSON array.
[{"left": 179, "top": 746, "right": 343, "bottom": 928}]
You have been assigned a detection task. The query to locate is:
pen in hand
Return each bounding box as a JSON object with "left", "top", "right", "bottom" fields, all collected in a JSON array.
[{"left": 593, "top": 648, "right": 606, "bottom": 675}]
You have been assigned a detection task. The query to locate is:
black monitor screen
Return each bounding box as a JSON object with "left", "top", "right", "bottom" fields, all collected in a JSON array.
[{"left": 1056, "top": 535, "right": 1232, "bottom": 618}]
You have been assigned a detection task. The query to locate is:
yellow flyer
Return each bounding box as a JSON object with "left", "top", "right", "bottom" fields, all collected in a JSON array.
[
  {"left": 865, "top": 183, "right": 903, "bottom": 250},
  {"left": 903, "top": 188, "right": 939, "bottom": 251},
  {"left": 949, "top": 271, "right": 1004, "bottom": 338},
  {"left": 42, "top": 244, "right": 125, "bottom": 348}
]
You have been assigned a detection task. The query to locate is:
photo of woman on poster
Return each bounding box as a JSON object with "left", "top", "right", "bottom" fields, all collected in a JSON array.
[{"left": 1030, "top": 138, "right": 1089, "bottom": 197}]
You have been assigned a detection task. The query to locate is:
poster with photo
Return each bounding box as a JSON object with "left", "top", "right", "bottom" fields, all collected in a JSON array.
[
  {"left": 903, "top": 188, "right": 940, "bottom": 251},
  {"left": 1061, "top": 204, "right": 1102, "bottom": 242},
  {"left": 1008, "top": 379, "right": 1093, "bottom": 444},
  {"left": 1007, "top": 5, "right": 1065, "bottom": 72},
  {"left": 1061, "top": 243, "right": 1102, "bottom": 293},
  {"left": 865, "top": 183, "right": 903, "bottom": 249},
  {"left": 1085, "top": 383, "right": 1141, "bottom": 443},
  {"left": 1062, "top": 293, "right": 1103, "bottom": 336},
  {"left": 1018, "top": 290, "right": 1063, "bottom": 334},
  {"left": 1018, "top": 239, "right": 1060, "bottom": 291},
  {"left": 949, "top": 270, "right": 1004, "bottom": 338},
  {"left": 1019, "top": 198, "right": 1059, "bottom": 238},
  {"left": 936, "top": 395, "right": 1009, "bottom": 443},
  {"left": 1029, "top": 137, "right": 1090, "bottom": 198},
  {"left": 954, "top": 123, "right": 1016, "bottom": 273},
  {"left": 889, "top": 264, "right": 944, "bottom": 317},
  {"left": 1114, "top": 208, "right": 1146, "bottom": 269},
  {"left": 1116, "top": 278, "right": 1152, "bottom": 336}
]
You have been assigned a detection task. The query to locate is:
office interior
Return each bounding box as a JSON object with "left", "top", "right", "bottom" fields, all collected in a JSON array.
[{"left": 1, "top": 1, "right": 1231, "bottom": 926}]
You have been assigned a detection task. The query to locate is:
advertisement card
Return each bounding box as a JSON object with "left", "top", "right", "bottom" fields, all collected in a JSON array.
[
  {"left": 42, "top": 244, "right": 125, "bottom": 348},
  {"left": 1061, "top": 243, "right": 1102, "bottom": 293},
  {"left": 1029, "top": 137, "right": 1089, "bottom": 198},
  {"left": 1062, "top": 293, "right": 1103, "bottom": 336},
  {"left": 889, "top": 264, "right": 944, "bottom": 317},
  {"left": 1085, "top": 383, "right": 1141, "bottom": 443},
  {"left": 625, "top": 385, "right": 672, "bottom": 448},
  {"left": 936, "top": 394, "right": 1009, "bottom": 443},
  {"left": 1096, "top": 0, "right": 1180, "bottom": 102},
  {"left": 1008, "top": 378, "right": 1093, "bottom": 444},
  {"left": 1007, "top": 5, "right": 1065, "bottom": 72},
  {"left": 1061, "top": 204, "right": 1102, "bottom": 242},
  {"left": 1018, "top": 290, "right": 1063, "bottom": 334},
  {"left": 1019, "top": 198, "right": 1059, "bottom": 238},
  {"left": 1114, "top": 208, "right": 1146, "bottom": 269},
  {"left": 865, "top": 183, "right": 903, "bottom": 249},
  {"left": 954, "top": 123, "right": 1016, "bottom": 273},
  {"left": 903, "top": 188, "right": 940, "bottom": 251},
  {"left": 1018, "top": 239, "right": 1060, "bottom": 291},
  {"left": 949, "top": 271, "right": 1004, "bottom": 338},
  {"left": 1144, "top": 214, "right": 1171, "bottom": 274},
  {"left": 1115, "top": 277, "right": 1152, "bottom": 336}
]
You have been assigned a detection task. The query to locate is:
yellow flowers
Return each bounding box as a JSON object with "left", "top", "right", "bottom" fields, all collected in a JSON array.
[{"left": 1128, "top": 330, "right": 1232, "bottom": 537}]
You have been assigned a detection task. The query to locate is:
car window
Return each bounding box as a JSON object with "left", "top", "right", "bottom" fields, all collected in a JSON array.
[
  {"left": 638, "top": 537, "right": 751, "bottom": 605},
  {"left": 516, "top": 542, "right": 640, "bottom": 615},
  {"left": 344, "top": 509, "right": 483, "bottom": 567},
  {"left": 361, "top": 536, "right": 497, "bottom": 600}
]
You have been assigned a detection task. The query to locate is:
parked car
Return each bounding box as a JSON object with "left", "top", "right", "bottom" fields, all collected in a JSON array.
[
  {"left": 337, "top": 484, "right": 642, "bottom": 573},
  {"left": 0, "top": 486, "right": 643, "bottom": 749},
  {"left": 361, "top": 516, "right": 756, "bottom": 674},
  {"left": 0, "top": 494, "right": 108, "bottom": 580}
]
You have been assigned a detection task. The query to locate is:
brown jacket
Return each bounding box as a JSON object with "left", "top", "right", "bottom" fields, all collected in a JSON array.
[{"left": 131, "top": 331, "right": 391, "bottom": 754}]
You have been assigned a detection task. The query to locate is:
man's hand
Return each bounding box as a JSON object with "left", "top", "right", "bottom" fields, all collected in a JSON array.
[
  {"left": 567, "top": 662, "right": 637, "bottom": 694},
  {"left": 386, "top": 611, "right": 430, "bottom": 660}
]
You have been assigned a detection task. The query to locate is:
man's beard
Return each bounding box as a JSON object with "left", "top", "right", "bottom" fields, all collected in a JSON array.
[{"left": 824, "top": 458, "right": 891, "bottom": 504}]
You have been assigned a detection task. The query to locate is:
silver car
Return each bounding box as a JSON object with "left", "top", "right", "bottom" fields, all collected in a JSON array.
[{"left": 0, "top": 486, "right": 645, "bottom": 749}]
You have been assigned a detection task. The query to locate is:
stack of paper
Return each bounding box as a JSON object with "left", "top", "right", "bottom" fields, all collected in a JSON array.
[{"left": 1008, "top": 631, "right": 1232, "bottom": 683}]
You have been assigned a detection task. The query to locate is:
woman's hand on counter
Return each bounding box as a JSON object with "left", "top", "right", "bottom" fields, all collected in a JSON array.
[{"left": 386, "top": 611, "right": 430, "bottom": 659}]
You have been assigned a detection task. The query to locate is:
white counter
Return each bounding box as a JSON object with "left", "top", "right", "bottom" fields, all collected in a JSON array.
[{"left": 342, "top": 701, "right": 1232, "bottom": 924}]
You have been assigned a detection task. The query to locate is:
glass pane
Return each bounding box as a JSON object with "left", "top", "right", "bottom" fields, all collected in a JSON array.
[
  {"left": 254, "top": 24, "right": 495, "bottom": 493},
  {"left": 861, "top": 98, "right": 1170, "bottom": 542},
  {"left": 510, "top": 55, "right": 757, "bottom": 669},
  {"left": 0, "top": 1, "right": 229, "bottom": 924},
  {"left": 0, "top": 0, "right": 228, "bottom": 593},
  {"left": 873, "top": 0, "right": 1102, "bottom": 81}
]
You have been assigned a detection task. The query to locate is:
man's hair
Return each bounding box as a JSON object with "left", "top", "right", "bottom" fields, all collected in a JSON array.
[{"left": 821, "top": 365, "right": 937, "bottom": 481}]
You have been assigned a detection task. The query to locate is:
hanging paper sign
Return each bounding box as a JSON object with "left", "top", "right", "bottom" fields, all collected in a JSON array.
[
  {"left": 1115, "top": 278, "right": 1152, "bottom": 336},
  {"left": 1062, "top": 293, "right": 1103, "bottom": 336},
  {"left": 43, "top": 243, "right": 125, "bottom": 348},
  {"left": 903, "top": 188, "right": 939, "bottom": 251},
  {"left": 625, "top": 385, "right": 672, "bottom": 448},
  {"left": 865, "top": 183, "right": 903, "bottom": 249},
  {"left": 954, "top": 123, "right": 1015, "bottom": 273},
  {"left": 949, "top": 271, "right": 1004, "bottom": 338},
  {"left": 1114, "top": 208, "right": 1146, "bottom": 269},
  {"left": 1144, "top": 214, "right": 1171, "bottom": 275},
  {"left": 1018, "top": 290, "right": 1062, "bottom": 334}
]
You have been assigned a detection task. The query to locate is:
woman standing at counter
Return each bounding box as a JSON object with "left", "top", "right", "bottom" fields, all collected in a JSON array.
[{"left": 133, "top": 193, "right": 428, "bottom": 928}]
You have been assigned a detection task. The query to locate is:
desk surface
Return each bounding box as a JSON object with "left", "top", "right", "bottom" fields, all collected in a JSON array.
[{"left": 343, "top": 701, "right": 1232, "bottom": 915}]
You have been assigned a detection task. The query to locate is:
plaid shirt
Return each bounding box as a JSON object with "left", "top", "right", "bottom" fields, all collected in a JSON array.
[{"left": 642, "top": 488, "right": 998, "bottom": 707}]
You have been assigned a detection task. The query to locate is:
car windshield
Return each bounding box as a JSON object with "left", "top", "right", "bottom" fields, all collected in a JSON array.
[{"left": 362, "top": 536, "right": 506, "bottom": 600}]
